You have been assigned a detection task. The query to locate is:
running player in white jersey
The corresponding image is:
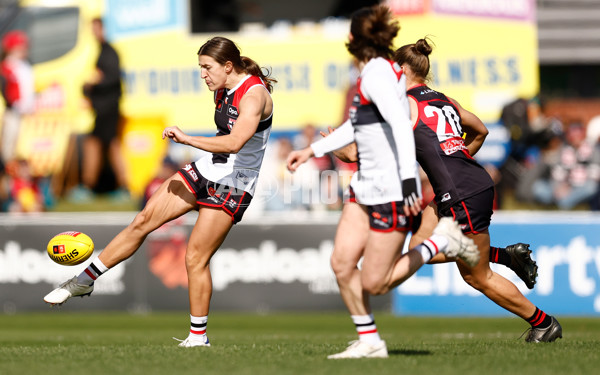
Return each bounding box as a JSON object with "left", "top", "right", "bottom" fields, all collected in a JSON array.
[
  {"left": 287, "top": 5, "right": 479, "bottom": 359},
  {"left": 44, "top": 37, "right": 276, "bottom": 347}
]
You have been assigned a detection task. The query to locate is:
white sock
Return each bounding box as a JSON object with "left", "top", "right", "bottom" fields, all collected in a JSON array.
[
  {"left": 76, "top": 258, "right": 108, "bottom": 285},
  {"left": 352, "top": 314, "right": 382, "bottom": 345},
  {"left": 414, "top": 234, "right": 449, "bottom": 262},
  {"left": 189, "top": 315, "right": 208, "bottom": 343}
]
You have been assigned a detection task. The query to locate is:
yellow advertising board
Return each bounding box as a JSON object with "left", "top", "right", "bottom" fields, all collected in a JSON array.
[{"left": 115, "top": 3, "right": 538, "bottom": 131}]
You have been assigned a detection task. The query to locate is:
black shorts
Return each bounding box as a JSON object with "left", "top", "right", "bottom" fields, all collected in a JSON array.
[
  {"left": 91, "top": 106, "right": 120, "bottom": 146},
  {"left": 178, "top": 163, "right": 253, "bottom": 224},
  {"left": 366, "top": 201, "right": 422, "bottom": 233},
  {"left": 438, "top": 187, "right": 494, "bottom": 234}
]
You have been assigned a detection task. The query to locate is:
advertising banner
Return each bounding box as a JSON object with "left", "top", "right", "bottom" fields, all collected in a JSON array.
[
  {"left": 1, "top": 211, "right": 600, "bottom": 316},
  {"left": 0, "top": 213, "right": 388, "bottom": 313},
  {"left": 394, "top": 212, "right": 600, "bottom": 316}
]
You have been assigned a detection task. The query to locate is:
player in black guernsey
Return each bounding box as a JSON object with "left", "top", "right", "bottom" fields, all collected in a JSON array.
[
  {"left": 44, "top": 37, "right": 277, "bottom": 347},
  {"left": 407, "top": 85, "right": 494, "bottom": 216},
  {"left": 395, "top": 38, "right": 561, "bottom": 343}
]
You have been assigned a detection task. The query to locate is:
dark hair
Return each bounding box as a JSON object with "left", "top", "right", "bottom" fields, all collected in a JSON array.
[
  {"left": 346, "top": 5, "right": 399, "bottom": 61},
  {"left": 197, "top": 36, "right": 276, "bottom": 93},
  {"left": 393, "top": 37, "right": 434, "bottom": 82}
]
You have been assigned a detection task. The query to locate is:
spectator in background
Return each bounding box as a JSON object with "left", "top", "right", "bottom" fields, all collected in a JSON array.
[
  {"left": 531, "top": 122, "right": 600, "bottom": 210},
  {"left": 0, "top": 30, "right": 35, "bottom": 164},
  {"left": 0, "top": 159, "right": 7, "bottom": 211},
  {"left": 68, "top": 17, "right": 129, "bottom": 202},
  {"left": 586, "top": 116, "right": 600, "bottom": 211},
  {"left": 497, "top": 96, "right": 558, "bottom": 206},
  {"left": 5, "top": 158, "right": 44, "bottom": 212}
]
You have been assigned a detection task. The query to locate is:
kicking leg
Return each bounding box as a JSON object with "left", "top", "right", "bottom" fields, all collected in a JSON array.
[{"left": 43, "top": 173, "right": 197, "bottom": 305}]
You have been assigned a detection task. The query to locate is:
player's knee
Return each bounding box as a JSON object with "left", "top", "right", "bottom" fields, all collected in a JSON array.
[
  {"left": 461, "top": 273, "right": 485, "bottom": 291},
  {"left": 330, "top": 252, "right": 355, "bottom": 281},
  {"left": 129, "top": 210, "right": 152, "bottom": 233},
  {"left": 185, "top": 247, "right": 210, "bottom": 271},
  {"left": 362, "top": 276, "right": 388, "bottom": 295}
]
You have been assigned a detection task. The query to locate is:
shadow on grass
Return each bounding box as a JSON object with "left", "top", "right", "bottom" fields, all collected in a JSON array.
[{"left": 389, "top": 349, "right": 432, "bottom": 356}]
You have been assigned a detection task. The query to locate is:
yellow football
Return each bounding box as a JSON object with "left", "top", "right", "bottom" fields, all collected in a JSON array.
[{"left": 47, "top": 231, "right": 95, "bottom": 266}]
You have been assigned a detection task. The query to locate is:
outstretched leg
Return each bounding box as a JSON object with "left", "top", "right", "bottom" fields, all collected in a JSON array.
[
  {"left": 43, "top": 173, "right": 197, "bottom": 305},
  {"left": 458, "top": 231, "right": 562, "bottom": 342}
]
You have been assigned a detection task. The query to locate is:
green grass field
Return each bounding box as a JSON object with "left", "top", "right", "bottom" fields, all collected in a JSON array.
[{"left": 1, "top": 312, "right": 598, "bottom": 375}]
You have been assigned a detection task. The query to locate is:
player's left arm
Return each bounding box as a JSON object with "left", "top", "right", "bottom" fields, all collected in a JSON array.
[
  {"left": 163, "top": 88, "right": 266, "bottom": 153},
  {"left": 449, "top": 97, "right": 488, "bottom": 156}
]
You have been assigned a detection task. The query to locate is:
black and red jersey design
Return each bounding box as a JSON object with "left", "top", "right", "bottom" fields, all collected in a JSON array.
[
  {"left": 407, "top": 84, "right": 493, "bottom": 210},
  {"left": 212, "top": 76, "right": 272, "bottom": 164}
]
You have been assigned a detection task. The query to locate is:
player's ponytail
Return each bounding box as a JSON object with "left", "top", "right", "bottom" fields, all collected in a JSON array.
[
  {"left": 393, "top": 36, "right": 435, "bottom": 82},
  {"left": 240, "top": 56, "right": 276, "bottom": 93}
]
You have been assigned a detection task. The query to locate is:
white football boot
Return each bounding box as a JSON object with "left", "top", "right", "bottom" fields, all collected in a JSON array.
[
  {"left": 43, "top": 276, "right": 94, "bottom": 306},
  {"left": 327, "top": 340, "right": 388, "bottom": 359},
  {"left": 434, "top": 217, "right": 480, "bottom": 267},
  {"left": 174, "top": 335, "right": 211, "bottom": 347}
]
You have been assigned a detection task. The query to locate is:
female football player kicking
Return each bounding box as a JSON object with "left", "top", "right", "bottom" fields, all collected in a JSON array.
[{"left": 44, "top": 36, "right": 276, "bottom": 348}]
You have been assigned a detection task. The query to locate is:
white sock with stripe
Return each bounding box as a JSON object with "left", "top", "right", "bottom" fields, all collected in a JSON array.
[
  {"left": 189, "top": 315, "right": 209, "bottom": 344},
  {"left": 76, "top": 258, "right": 108, "bottom": 286},
  {"left": 352, "top": 314, "right": 382, "bottom": 345},
  {"left": 414, "top": 234, "right": 448, "bottom": 263}
]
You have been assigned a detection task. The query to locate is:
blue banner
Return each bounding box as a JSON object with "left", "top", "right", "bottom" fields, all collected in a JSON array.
[
  {"left": 105, "top": 0, "right": 185, "bottom": 40},
  {"left": 393, "top": 212, "right": 600, "bottom": 316}
]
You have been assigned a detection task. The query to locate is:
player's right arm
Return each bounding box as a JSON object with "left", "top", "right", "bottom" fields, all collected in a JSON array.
[
  {"left": 449, "top": 97, "right": 488, "bottom": 156},
  {"left": 287, "top": 120, "right": 355, "bottom": 172},
  {"left": 320, "top": 126, "right": 358, "bottom": 163}
]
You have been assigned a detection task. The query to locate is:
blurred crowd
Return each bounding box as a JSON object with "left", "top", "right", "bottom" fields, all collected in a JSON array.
[{"left": 495, "top": 97, "right": 600, "bottom": 211}]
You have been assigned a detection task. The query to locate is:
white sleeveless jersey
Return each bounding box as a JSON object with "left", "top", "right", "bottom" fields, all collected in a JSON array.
[{"left": 195, "top": 75, "right": 272, "bottom": 195}]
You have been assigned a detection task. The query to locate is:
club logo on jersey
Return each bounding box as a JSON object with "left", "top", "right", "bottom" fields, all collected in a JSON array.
[
  {"left": 183, "top": 164, "right": 199, "bottom": 182},
  {"left": 53, "top": 244, "right": 65, "bottom": 254},
  {"left": 349, "top": 105, "right": 357, "bottom": 124},
  {"left": 441, "top": 192, "right": 452, "bottom": 202},
  {"left": 228, "top": 118, "right": 236, "bottom": 130},
  {"left": 227, "top": 105, "right": 238, "bottom": 117},
  {"left": 396, "top": 214, "right": 407, "bottom": 227},
  {"left": 216, "top": 100, "right": 224, "bottom": 113}
]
